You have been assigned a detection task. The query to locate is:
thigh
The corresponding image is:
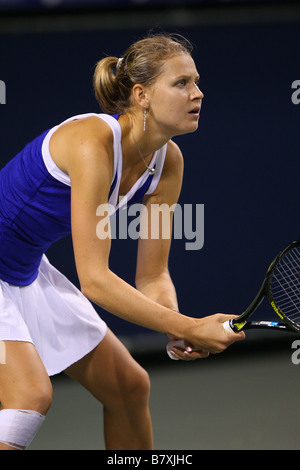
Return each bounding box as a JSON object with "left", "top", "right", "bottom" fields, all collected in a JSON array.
[
  {"left": 64, "top": 328, "right": 147, "bottom": 405},
  {"left": 0, "top": 341, "right": 51, "bottom": 409}
]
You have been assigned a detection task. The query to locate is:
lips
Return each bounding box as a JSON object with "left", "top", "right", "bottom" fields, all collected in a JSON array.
[{"left": 188, "top": 107, "right": 200, "bottom": 115}]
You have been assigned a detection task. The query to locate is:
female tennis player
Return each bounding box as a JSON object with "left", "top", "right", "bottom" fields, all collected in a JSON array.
[{"left": 0, "top": 33, "right": 244, "bottom": 450}]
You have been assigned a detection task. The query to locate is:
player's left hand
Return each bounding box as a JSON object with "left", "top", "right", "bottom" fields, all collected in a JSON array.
[{"left": 166, "top": 339, "right": 209, "bottom": 361}]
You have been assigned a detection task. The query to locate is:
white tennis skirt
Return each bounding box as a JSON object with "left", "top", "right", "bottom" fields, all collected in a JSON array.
[{"left": 0, "top": 255, "right": 107, "bottom": 376}]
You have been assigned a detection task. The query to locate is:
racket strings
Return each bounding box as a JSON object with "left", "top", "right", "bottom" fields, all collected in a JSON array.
[{"left": 271, "top": 247, "right": 300, "bottom": 326}]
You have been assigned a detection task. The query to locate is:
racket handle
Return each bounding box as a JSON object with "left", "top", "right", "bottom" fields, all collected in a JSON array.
[
  {"left": 223, "top": 320, "right": 235, "bottom": 333},
  {"left": 166, "top": 339, "right": 186, "bottom": 360}
]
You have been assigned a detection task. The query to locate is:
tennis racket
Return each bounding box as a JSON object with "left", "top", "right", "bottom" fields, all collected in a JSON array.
[
  {"left": 223, "top": 239, "right": 300, "bottom": 334},
  {"left": 167, "top": 239, "right": 300, "bottom": 360}
]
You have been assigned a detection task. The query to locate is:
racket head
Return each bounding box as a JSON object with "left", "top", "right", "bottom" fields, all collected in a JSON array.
[
  {"left": 265, "top": 239, "right": 300, "bottom": 334},
  {"left": 228, "top": 239, "right": 300, "bottom": 333}
]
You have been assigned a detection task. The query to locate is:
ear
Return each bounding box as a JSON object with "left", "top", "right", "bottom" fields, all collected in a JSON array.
[{"left": 131, "top": 84, "right": 149, "bottom": 109}]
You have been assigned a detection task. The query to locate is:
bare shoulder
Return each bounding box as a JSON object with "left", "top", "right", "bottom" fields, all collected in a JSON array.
[
  {"left": 49, "top": 115, "right": 114, "bottom": 176},
  {"left": 163, "top": 140, "right": 184, "bottom": 177},
  {"left": 159, "top": 140, "right": 184, "bottom": 184},
  {"left": 146, "top": 140, "right": 184, "bottom": 205},
  {"left": 53, "top": 115, "right": 113, "bottom": 145}
]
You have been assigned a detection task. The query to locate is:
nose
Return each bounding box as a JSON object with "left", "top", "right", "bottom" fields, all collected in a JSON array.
[{"left": 192, "top": 84, "right": 204, "bottom": 100}]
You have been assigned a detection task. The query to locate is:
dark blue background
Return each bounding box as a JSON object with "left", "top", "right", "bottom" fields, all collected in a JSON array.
[
  {"left": 0, "top": 0, "right": 280, "bottom": 12},
  {"left": 0, "top": 9, "right": 299, "bottom": 343}
]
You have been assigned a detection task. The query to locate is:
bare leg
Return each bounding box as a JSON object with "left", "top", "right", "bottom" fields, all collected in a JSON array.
[
  {"left": 0, "top": 341, "right": 52, "bottom": 450},
  {"left": 65, "top": 328, "right": 153, "bottom": 450}
]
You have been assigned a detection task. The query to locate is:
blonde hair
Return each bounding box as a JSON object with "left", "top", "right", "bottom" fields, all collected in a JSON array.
[{"left": 93, "top": 33, "right": 193, "bottom": 114}]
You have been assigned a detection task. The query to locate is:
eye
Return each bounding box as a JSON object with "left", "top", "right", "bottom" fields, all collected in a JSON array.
[{"left": 176, "top": 79, "right": 186, "bottom": 87}]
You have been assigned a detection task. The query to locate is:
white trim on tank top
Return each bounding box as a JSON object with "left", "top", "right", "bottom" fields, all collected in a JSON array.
[{"left": 41, "top": 113, "right": 167, "bottom": 210}]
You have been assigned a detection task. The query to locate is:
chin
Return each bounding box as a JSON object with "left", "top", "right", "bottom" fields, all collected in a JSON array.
[
  {"left": 190, "top": 122, "right": 200, "bottom": 133},
  {"left": 177, "top": 122, "right": 199, "bottom": 136}
]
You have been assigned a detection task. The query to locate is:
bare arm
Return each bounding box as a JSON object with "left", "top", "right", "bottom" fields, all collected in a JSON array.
[
  {"left": 135, "top": 140, "right": 182, "bottom": 312},
  {"left": 51, "top": 118, "right": 244, "bottom": 354},
  {"left": 136, "top": 141, "right": 209, "bottom": 360}
]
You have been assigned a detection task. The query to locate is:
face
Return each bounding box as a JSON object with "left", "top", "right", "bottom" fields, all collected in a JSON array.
[{"left": 147, "top": 54, "right": 204, "bottom": 137}]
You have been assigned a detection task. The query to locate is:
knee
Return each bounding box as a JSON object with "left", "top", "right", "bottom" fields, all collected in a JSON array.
[
  {"left": 103, "top": 364, "right": 150, "bottom": 412},
  {"left": 122, "top": 366, "right": 151, "bottom": 409},
  {"left": 4, "top": 380, "right": 53, "bottom": 416},
  {"left": 28, "top": 381, "right": 53, "bottom": 415}
]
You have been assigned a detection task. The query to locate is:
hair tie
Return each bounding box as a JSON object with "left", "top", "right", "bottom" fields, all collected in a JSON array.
[{"left": 116, "top": 58, "right": 123, "bottom": 70}]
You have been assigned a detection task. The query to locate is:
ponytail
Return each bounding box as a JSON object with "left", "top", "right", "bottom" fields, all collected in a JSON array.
[{"left": 93, "top": 56, "right": 123, "bottom": 114}]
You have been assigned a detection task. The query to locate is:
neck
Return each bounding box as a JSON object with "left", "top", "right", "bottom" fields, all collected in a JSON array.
[
  {"left": 119, "top": 113, "right": 169, "bottom": 166},
  {"left": 130, "top": 118, "right": 157, "bottom": 175}
]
